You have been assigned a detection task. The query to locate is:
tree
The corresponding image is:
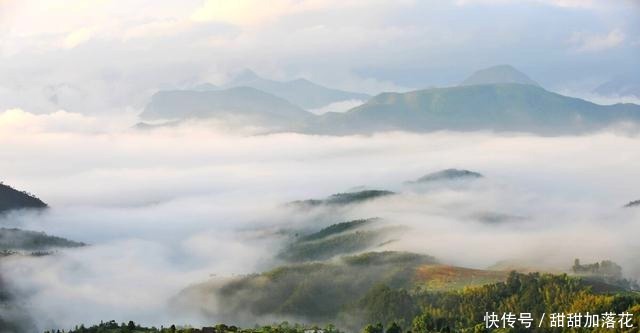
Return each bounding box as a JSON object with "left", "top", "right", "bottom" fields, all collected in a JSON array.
[
  {"left": 385, "top": 322, "right": 401, "bottom": 333},
  {"left": 412, "top": 314, "right": 433, "bottom": 333},
  {"left": 363, "top": 322, "right": 383, "bottom": 333}
]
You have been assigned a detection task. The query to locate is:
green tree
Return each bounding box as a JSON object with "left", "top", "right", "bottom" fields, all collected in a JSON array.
[
  {"left": 385, "top": 322, "right": 401, "bottom": 333},
  {"left": 363, "top": 322, "right": 383, "bottom": 333}
]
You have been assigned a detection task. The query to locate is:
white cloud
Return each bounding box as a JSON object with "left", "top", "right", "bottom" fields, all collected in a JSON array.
[
  {"left": 189, "top": 0, "right": 380, "bottom": 26},
  {"left": 2, "top": 114, "right": 640, "bottom": 329},
  {"left": 61, "top": 27, "right": 95, "bottom": 49},
  {"left": 571, "top": 29, "right": 625, "bottom": 52},
  {"left": 308, "top": 99, "right": 366, "bottom": 114},
  {"left": 455, "top": 0, "right": 596, "bottom": 8},
  {"left": 0, "top": 108, "right": 134, "bottom": 133}
]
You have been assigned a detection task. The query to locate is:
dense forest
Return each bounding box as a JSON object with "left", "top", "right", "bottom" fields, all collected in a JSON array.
[{"left": 58, "top": 272, "right": 640, "bottom": 333}]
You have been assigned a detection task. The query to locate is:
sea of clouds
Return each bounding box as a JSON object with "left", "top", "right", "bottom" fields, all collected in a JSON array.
[{"left": 1, "top": 108, "right": 639, "bottom": 331}]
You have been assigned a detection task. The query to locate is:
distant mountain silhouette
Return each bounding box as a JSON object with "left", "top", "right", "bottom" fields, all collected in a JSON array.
[
  {"left": 594, "top": 74, "right": 640, "bottom": 98},
  {"left": 140, "top": 67, "right": 640, "bottom": 135},
  {"left": 0, "top": 183, "right": 47, "bottom": 213},
  {"left": 460, "top": 65, "right": 539, "bottom": 86},
  {"left": 140, "top": 86, "right": 314, "bottom": 129},
  {"left": 227, "top": 69, "right": 370, "bottom": 109}
]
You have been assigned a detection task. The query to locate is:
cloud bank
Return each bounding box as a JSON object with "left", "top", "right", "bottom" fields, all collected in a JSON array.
[{"left": 1, "top": 109, "right": 640, "bottom": 330}]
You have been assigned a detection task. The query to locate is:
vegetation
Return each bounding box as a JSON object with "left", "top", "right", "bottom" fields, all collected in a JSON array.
[
  {"left": 289, "top": 190, "right": 395, "bottom": 207},
  {"left": 298, "top": 219, "right": 377, "bottom": 242},
  {"left": 413, "top": 265, "right": 507, "bottom": 292},
  {"left": 179, "top": 251, "right": 437, "bottom": 325},
  {"left": 279, "top": 219, "right": 390, "bottom": 262},
  {"left": 0, "top": 182, "right": 47, "bottom": 213},
  {"left": 56, "top": 321, "right": 343, "bottom": 333},
  {"left": 61, "top": 272, "right": 640, "bottom": 333},
  {"left": 280, "top": 229, "right": 385, "bottom": 262},
  {"left": 315, "top": 83, "right": 640, "bottom": 135},
  {"left": 0, "top": 227, "right": 86, "bottom": 252},
  {"left": 406, "top": 169, "right": 483, "bottom": 184},
  {"left": 572, "top": 259, "right": 640, "bottom": 291}
]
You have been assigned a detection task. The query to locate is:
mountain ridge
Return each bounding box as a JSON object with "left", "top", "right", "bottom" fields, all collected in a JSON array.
[
  {"left": 139, "top": 86, "right": 314, "bottom": 129},
  {"left": 310, "top": 83, "right": 640, "bottom": 134},
  {"left": 227, "top": 69, "right": 371, "bottom": 109}
]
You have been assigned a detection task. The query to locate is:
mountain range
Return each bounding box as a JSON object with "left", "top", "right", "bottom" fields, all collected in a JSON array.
[
  {"left": 312, "top": 83, "right": 640, "bottom": 134},
  {"left": 140, "top": 86, "right": 313, "bottom": 129},
  {"left": 138, "top": 65, "right": 640, "bottom": 135},
  {"left": 226, "top": 69, "right": 371, "bottom": 109}
]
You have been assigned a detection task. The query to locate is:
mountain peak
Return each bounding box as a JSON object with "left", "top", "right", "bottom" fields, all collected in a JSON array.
[
  {"left": 460, "top": 65, "right": 539, "bottom": 87},
  {"left": 231, "top": 69, "right": 261, "bottom": 84}
]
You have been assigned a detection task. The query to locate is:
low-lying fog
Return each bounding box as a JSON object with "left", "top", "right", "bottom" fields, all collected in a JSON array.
[{"left": 1, "top": 108, "right": 639, "bottom": 331}]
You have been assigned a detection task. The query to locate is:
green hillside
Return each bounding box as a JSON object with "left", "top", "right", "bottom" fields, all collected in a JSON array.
[
  {"left": 299, "top": 218, "right": 377, "bottom": 242},
  {"left": 314, "top": 83, "right": 640, "bottom": 134},
  {"left": 279, "top": 218, "right": 394, "bottom": 263},
  {"left": 289, "top": 190, "right": 395, "bottom": 208},
  {"left": 178, "top": 252, "right": 437, "bottom": 324},
  {"left": 175, "top": 253, "right": 639, "bottom": 333}
]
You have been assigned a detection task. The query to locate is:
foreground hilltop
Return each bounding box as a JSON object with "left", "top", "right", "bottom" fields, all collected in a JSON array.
[{"left": 0, "top": 182, "right": 47, "bottom": 213}]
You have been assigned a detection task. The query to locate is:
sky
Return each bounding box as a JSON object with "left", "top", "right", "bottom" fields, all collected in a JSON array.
[{"left": 0, "top": 0, "right": 638, "bottom": 115}]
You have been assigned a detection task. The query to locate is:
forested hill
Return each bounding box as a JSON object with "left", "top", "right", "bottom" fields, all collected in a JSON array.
[
  {"left": 310, "top": 83, "right": 640, "bottom": 134},
  {"left": 0, "top": 182, "right": 47, "bottom": 213},
  {"left": 61, "top": 272, "right": 640, "bottom": 333},
  {"left": 0, "top": 227, "right": 85, "bottom": 252}
]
